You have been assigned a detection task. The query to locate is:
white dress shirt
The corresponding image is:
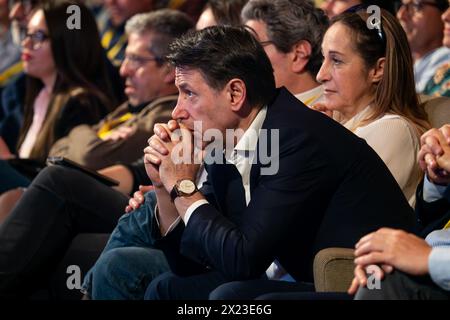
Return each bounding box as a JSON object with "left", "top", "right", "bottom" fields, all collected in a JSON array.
[{"left": 183, "top": 105, "right": 268, "bottom": 224}]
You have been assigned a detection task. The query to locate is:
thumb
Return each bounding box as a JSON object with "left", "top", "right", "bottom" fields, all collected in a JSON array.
[{"left": 139, "top": 185, "right": 154, "bottom": 193}]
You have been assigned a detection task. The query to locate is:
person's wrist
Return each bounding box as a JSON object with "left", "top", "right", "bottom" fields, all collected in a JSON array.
[
  {"left": 154, "top": 184, "right": 167, "bottom": 193},
  {"left": 169, "top": 178, "right": 197, "bottom": 202},
  {"left": 427, "top": 172, "right": 450, "bottom": 187},
  {"left": 173, "top": 191, "right": 204, "bottom": 218}
]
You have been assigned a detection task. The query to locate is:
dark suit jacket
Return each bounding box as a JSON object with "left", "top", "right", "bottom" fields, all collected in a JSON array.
[
  {"left": 155, "top": 87, "right": 415, "bottom": 283},
  {"left": 415, "top": 180, "right": 450, "bottom": 237}
]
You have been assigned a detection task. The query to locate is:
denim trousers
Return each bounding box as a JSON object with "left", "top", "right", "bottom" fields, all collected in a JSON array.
[{"left": 81, "top": 191, "right": 170, "bottom": 300}]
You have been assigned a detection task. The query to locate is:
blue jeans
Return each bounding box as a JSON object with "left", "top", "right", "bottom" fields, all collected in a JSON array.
[
  {"left": 81, "top": 191, "right": 170, "bottom": 300},
  {"left": 0, "top": 160, "right": 30, "bottom": 194}
]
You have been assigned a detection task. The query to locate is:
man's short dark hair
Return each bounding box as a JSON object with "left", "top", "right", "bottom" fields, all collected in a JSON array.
[
  {"left": 241, "top": 0, "right": 328, "bottom": 77},
  {"left": 167, "top": 26, "right": 276, "bottom": 108},
  {"left": 125, "top": 9, "right": 194, "bottom": 66}
]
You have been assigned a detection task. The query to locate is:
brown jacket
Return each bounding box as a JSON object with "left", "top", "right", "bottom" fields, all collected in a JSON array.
[{"left": 49, "top": 95, "right": 177, "bottom": 170}]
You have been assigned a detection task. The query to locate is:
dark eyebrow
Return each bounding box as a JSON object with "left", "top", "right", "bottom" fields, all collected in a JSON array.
[{"left": 177, "top": 82, "right": 190, "bottom": 92}]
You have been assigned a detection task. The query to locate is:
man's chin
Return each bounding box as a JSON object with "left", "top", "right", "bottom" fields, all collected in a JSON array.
[
  {"left": 110, "top": 14, "right": 126, "bottom": 27},
  {"left": 127, "top": 98, "right": 140, "bottom": 106}
]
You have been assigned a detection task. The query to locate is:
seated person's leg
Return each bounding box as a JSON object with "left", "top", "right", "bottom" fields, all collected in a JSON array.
[
  {"left": 355, "top": 270, "right": 450, "bottom": 300},
  {"left": 82, "top": 191, "right": 167, "bottom": 298},
  {"left": 209, "top": 279, "right": 314, "bottom": 300},
  {"left": 256, "top": 291, "right": 352, "bottom": 300},
  {"left": 88, "top": 246, "right": 170, "bottom": 300},
  {"left": 0, "top": 165, "right": 128, "bottom": 297},
  {"left": 145, "top": 271, "right": 228, "bottom": 300}
]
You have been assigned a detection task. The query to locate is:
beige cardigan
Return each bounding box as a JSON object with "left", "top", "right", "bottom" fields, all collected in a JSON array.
[{"left": 343, "top": 106, "right": 422, "bottom": 207}]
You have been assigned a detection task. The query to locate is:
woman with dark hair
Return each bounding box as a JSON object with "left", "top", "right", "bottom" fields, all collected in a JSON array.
[{"left": 0, "top": 1, "right": 118, "bottom": 193}]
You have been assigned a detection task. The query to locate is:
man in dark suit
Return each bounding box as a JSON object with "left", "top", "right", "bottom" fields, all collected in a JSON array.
[
  {"left": 85, "top": 25, "right": 415, "bottom": 300},
  {"left": 0, "top": 9, "right": 193, "bottom": 299}
]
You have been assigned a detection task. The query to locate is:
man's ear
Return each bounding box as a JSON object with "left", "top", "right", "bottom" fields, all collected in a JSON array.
[
  {"left": 226, "top": 79, "right": 246, "bottom": 112},
  {"left": 163, "top": 65, "right": 176, "bottom": 84},
  {"left": 291, "top": 40, "right": 312, "bottom": 73},
  {"left": 369, "top": 57, "right": 385, "bottom": 84}
]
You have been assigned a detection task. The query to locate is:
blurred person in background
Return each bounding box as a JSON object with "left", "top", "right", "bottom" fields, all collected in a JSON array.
[
  {"left": 421, "top": 0, "right": 450, "bottom": 97},
  {"left": 320, "top": 0, "right": 396, "bottom": 18},
  {"left": 396, "top": 0, "right": 450, "bottom": 93},
  {"left": 242, "top": 0, "right": 328, "bottom": 108},
  {"left": 196, "top": 0, "right": 248, "bottom": 30},
  {"left": 0, "top": 1, "right": 118, "bottom": 193}
]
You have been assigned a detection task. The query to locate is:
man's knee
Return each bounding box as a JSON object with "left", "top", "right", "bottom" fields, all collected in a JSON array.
[
  {"left": 91, "top": 248, "right": 122, "bottom": 283},
  {"left": 355, "top": 271, "right": 412, "bottom": 300},
  {"left": 35, "top": 165, "right": 66, "bottom": 182},
  {"left": 33, "top": 165, "right": 76, "bottom": 191},
  {"left": 209, "top": 281, "right": 244, "bottom": 300},
  {"left": 93, "top": 247, "right": 170, "bottom": 286},
  {"left": 144, "top": 272, "right": 176, "bottom": 300}
]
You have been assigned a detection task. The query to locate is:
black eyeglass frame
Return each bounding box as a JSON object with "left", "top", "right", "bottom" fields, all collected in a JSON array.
[
  {"left": 123, "top": 53, "right": 165, "bottom": 69},
  {"left": 23, "top": 29, "right": 50, "bottom": 50}
]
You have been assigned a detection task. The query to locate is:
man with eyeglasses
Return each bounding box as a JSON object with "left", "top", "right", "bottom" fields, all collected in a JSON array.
[
  {"left": 242, "top": 0, "right": 328, "bottom": 111},
  {"left": 397, "top": 0, "right": 450, "bottom": 93},
  {"left": 319, "top": 0, "right": 396, "bottom": 18},
  {"left": 48, "top": 8, "right": 190, "bottom": 171}
]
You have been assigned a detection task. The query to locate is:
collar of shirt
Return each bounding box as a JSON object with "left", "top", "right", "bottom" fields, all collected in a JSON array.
[
  {"left": 294, "top": 85, "right": 324, "bottom": 107},
  {"left": 224, "top": 105, "right": 268, "bottom": 205},
  {"left": 342, "top": 104, "right": 374, "bottom": 132},
  {"left": 226, "top": 105, "right": 268, "bottom": 163}
]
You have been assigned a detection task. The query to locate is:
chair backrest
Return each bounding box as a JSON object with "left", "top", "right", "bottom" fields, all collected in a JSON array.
[
  {"left": 313, "top": 247, "right": 355, "bottom": 292},
  {"left": 420, "top": 95, "right": 450, "bottom": 128}
]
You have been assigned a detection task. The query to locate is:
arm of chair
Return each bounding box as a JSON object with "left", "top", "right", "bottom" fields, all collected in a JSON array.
[
  {"left": 420, "top": 95, "right": 450, "bottom": 129},
  {"left": 313, "top": 247, "right": 355, "bottom": 292}
]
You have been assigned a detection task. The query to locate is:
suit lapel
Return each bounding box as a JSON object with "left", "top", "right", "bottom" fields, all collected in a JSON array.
[{"left": 207, "top": 161, "right": 247, "bottom": 224}]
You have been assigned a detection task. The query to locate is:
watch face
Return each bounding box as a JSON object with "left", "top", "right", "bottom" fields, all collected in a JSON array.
[{"left": 179, "top": 180, "right": 196, "bottom": 194}]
